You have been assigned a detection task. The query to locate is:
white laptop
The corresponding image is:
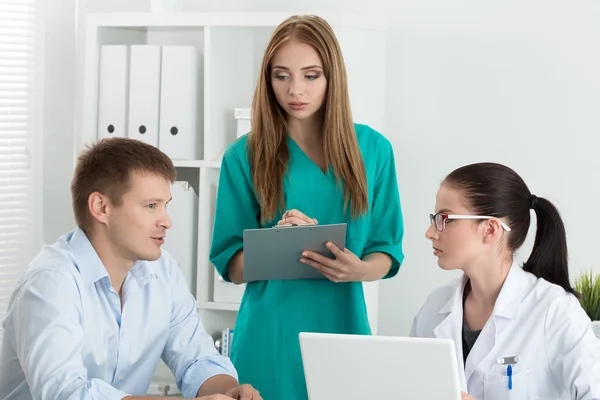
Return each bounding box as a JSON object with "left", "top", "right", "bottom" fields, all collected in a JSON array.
[{"left": 299, "top": 332, "right": 462, "bottom": 400}]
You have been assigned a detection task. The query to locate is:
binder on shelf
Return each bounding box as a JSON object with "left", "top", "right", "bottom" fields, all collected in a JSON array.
[
  {"left": 213, "top": 269, "right": 245, "bottom": 304},
  {"left": 234, "top": 108, "right": 251, "bottom": 138},
  {"left": 97, "top": 45, "right": 130, "bottom": 140},
  {"left": 158, "top": 45, "right": 202, "bottom": 160},
  {"left": 127, "top": 45, "right": 161, "bottom": 147},
  {"left": 210, "top": 172, "right": 245, "bottom": 304},
  {"left": 161, "top": 181, "right": 198, "bottom": 294}
]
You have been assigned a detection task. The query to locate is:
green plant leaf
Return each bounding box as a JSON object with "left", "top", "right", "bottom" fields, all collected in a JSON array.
[{"left": 574, "top": 270, "right": 600, "bottom": 321}]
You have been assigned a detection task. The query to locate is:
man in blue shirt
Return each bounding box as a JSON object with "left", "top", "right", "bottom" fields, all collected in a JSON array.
[{"left": 0, "top": 138, "right": 261, "bottom": 400}]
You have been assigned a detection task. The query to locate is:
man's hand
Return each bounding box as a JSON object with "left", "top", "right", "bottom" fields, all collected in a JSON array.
[
  {"left": 224, "top": 383, "right": 262, "bottom": 400},
  {"left": 196, "top": 375, "right": 260, "bottom": 399}
]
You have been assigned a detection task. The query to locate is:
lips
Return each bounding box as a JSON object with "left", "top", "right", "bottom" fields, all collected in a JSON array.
[
  {"left": 289, "top": 102, "right": 308, "bottom": 110},
  {"left": 151, "top": 236, "right": 165, "bottom": 245}
]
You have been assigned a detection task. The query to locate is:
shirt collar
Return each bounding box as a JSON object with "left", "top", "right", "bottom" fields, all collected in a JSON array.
[
  {"left": 493, "top": 261, "right": 527, "bottom": 319},
  {"left": 129, "top": 261, "right": 157, "bottom": 287},
  {"left": 438, "top": 259, "right": 525, "bottom": 317},
  {"left": 69, "top": 227, "right": 157, "bottom": 287},
  {"left": 69, "top": 227, "right": 109, "bottom": 286}
]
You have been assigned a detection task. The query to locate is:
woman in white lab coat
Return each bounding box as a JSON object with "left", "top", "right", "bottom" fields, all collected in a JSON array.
[{"left": 411, "top": 162, "right": 600, "bottom": 400}]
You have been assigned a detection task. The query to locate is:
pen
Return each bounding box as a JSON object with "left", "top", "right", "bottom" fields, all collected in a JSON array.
[{"left": 496, "top": 355, "right": 518, "bottom": 391}]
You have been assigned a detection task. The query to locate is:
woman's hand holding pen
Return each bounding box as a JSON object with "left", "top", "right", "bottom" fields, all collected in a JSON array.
[
  {"left": 277, "top": 209, "right": 317, "bottom": 226},
  {"left": 300, "top": 241, "right": 367, "bottom": 283}
]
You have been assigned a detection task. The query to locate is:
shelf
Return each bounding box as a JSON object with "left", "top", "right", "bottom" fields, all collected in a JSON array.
[
  {"left": 198, "top": 301, "right": 240, "bottom": 311},
  {"left": 81, "top": 10, "right": 388, "bottom": 341},
  {"left": 85, "top": 12, "right": 388, "bottom": 31},
  {"left": 173, "top": 159, "right": 221, "bottom": 169},
  {"left": 204, "top": 26, "right": 271, "bottom": 159}
]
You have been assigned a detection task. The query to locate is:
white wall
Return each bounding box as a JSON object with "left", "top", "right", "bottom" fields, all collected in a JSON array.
[
  {"left": 42, "top": 0, "right": 77, "bottom": 243},
  {"left": 75, "top": 0, "right": 600, "bottom": 337},
  {"left": 379, "top": 0, "right": 600, "bottom": 335}
]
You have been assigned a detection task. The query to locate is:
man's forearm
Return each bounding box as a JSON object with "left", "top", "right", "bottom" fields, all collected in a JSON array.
[{"left": 196, "top": 374, "right": 239, "bottom": 397}]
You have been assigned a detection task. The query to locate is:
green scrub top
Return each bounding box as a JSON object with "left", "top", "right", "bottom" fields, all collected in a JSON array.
[{"left": 209, "top": 123, "right": 405, "bottom": 400}]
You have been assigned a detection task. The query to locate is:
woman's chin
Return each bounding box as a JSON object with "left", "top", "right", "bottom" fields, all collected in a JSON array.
[{"left": 437, "top": 258, "right": 458, "bottom": 271}]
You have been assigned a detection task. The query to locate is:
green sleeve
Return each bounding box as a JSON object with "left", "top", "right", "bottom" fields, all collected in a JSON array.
[
  {"left": 209, "top": 145, "right": 260, "bottom": 282},
  {"left": 363, "top": 140, "right": 405, "bottom": 279}
]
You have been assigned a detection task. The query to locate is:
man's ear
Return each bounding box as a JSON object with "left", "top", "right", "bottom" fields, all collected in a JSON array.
[{"left": 88, "top": 192, "right": 110, "bottom": 225}]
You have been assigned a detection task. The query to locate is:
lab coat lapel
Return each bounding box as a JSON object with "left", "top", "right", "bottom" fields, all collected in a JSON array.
[
  {"left": 464, "top": 315, "right": 497, "bottom": 382},
  {"left": 464, "top": 262, "right": 524, "bottom": 382},
  {"left": 433, "top": 277, "right": 468, "bottom": 391}
]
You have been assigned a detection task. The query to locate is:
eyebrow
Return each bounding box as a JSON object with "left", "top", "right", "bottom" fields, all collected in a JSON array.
[
  {"left": 272, "top": 65, "right": 323, "bottom": 71},
  {"left": 141, "top": 197, "right": 172, "bottom": 204},
  {"left": 436, "top": 208, "right": 454, "bottom": 214}
]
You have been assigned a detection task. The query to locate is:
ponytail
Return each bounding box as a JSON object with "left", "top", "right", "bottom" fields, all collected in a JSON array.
[
  {"left": 523, "top": 196, "right": 577, "bottom": 296},
  {"left": 444, "top": 162, "right": 577, "bottom": 297}
]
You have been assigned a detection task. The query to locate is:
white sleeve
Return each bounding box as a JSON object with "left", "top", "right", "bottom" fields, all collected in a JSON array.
[
  {"left": 161, "top": 257, "right": 237, "bottom": 398},
  {"left": 545, "top": 294, "right": 600, "bottom": 399},
  {"left": 11, "top": 270, "right": 129, "bottom": 400},
  {"left": 410, "top": 300, "right": 428, "bottom": 337}
]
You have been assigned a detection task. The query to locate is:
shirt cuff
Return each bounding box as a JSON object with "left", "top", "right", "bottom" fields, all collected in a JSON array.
[
  {"left": 86, "top": 378, "right": 130, "bottom": 399},
  {"left": 180, "top": 356, "right": 239, "bottom": 398},
  {"left": 363, "top": 245, "right": 405, "bottom": 279}
]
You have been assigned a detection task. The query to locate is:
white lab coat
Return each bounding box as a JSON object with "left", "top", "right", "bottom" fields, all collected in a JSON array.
[{"left": 410, "top": 263, "right": 600, "bottom": 399}]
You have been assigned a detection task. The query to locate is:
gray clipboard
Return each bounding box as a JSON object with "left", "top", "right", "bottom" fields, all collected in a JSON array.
[{"left": 243, "top": 223, "right": 347, "bottom": 281}]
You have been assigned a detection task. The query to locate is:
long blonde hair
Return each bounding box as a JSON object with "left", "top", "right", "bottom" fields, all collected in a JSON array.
[{"left": 249, "top": 14, "right": 368, "bottom": 224}]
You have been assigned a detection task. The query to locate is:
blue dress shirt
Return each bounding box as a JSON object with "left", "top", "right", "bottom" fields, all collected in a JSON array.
[{"left": 0, "top": 228, "right": 237, "bottom": 399}]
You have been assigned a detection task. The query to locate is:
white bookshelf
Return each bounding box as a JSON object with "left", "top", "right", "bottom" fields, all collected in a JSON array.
[
  {"left": 80, "top": 11, "right": 388, "bottom": 394},
  {"left": 199, "top": 301, "right": 240, "bottom": 311}
]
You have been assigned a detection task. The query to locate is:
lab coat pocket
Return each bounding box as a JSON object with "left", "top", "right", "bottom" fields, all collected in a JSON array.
[{"left": 483, "top": 368, "right": 534, "bottom": 400}]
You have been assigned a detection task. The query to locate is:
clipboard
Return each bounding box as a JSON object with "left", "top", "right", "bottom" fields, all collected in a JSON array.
[{"left": 243, "top": 223, "right": 347, "bottom": 281}]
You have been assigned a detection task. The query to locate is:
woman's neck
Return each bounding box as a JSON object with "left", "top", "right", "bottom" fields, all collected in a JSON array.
[
  {"left": 466, "top": 257, "right": 512, "bottom": 307},
  {"left": 463, "top": 257, "right": 513, "bottom": 330},
  {"left": 287, "top": 113, "right": 323, "bottom": 147}
]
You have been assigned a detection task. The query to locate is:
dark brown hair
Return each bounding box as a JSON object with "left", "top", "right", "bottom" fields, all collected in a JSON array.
[
  {"left": 71, "top": 137, "right": 176, "bottom": 232},
  {"left": 444, "top": 162, "right": 576, "bottom": 296}
]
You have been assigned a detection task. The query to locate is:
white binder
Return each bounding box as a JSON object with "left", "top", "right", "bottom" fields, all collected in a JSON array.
[
  {"left": 97, "top": 45, "right": 129, "bottom": 140},
  {"left": 213, "top": 269, "right": 245, "bottom": 304},
  {"left": 162, "top": 181, "right": 198, "bottom": 294},
  {"left": 127, "top": 45, "right": 161, "bottom": 147},
  {"left": 158, "top": 46, "right": 202, "bottom": 160},
  {"left": 234, "top": 108, "right": 251, "bottom": 138}
]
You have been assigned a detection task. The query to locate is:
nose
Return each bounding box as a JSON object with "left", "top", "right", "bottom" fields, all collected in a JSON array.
[
  {"left": 161, "top": 210, "right": 172, "bottom": 230},
  {"left": 425, "top": 223, "right": 438, "bottom": 241},
  {"left": 288, "top": 77, "right": 304, "bottom": 97}
]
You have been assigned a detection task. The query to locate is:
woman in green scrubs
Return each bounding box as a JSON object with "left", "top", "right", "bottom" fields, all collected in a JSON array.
[{"left": 209, "top": 14, "right": 405, "bottom": 400}]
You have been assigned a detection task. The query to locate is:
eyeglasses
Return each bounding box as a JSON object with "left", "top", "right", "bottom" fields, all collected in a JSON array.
[{"left": 429, "top": 213, "right": 512, "bottom": 232}]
